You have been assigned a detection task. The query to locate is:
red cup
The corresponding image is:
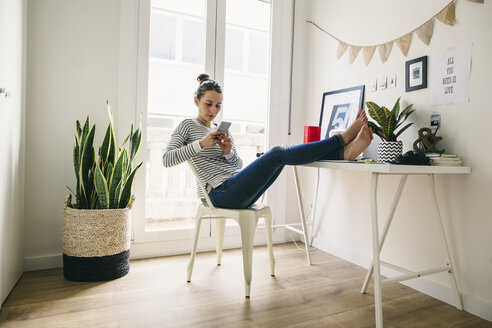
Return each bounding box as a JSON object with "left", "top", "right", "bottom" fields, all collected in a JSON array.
[{"left": 304, "top": 126, "right": 321, "bottom": 143}]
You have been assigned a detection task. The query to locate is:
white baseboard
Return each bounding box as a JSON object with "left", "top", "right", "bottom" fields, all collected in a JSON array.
[
  {"left": 23, "top": 233, "right": 286, "bottom": 271},
  {"left": 23, "top": 254, "right": 63, "bottom": 272},
  {"left": 313, "top": 237, "right": 492, "bottom": 323}
]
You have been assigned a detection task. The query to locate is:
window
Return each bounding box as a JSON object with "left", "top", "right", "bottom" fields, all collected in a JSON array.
[
  {"left": 150, "top": 12, "right": 176, "bottom": 60},
  {"left": 133, "top": 0, "right": 274, "bottom": 244},
  {"left": 225, "top": 28, "right": 243, "bottom": 70},
  {"left": 248, "top": 33, "right": 267, "bottom": 74},
  {"left": 182, "top": 19, "right": 205, "bottom": 64}
]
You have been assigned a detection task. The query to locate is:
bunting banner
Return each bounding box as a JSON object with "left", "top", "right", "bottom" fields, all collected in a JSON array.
[
  {"left": 349, "top": 46, "right": 361, "bottom": 64},
  {"left": 416, "top": 20, "right": 434, "bottom": 45},
  {"left": 395, "top": 33, "right": 412, "bottom": 56},
  {"left": 363, "top": 47, "right": 376, "bottom": 66},
  {"left": 337, "top": 42, "right": 348, "bottom": 59},
  {"left": 306, "top": 0, "right": 479, "bottom": 65}
]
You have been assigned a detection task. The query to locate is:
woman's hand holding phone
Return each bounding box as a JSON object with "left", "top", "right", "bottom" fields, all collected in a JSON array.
[
  {"left": 199, "top": 121, "right": 232, "bottom": 154},
  {"left": 215, "top": 132, "right": 232, "bottom": 155}
]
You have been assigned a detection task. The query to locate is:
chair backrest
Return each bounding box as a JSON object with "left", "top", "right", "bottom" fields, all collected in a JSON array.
[{"left": 187, "top": 160, "right": 216, "bottom": 210}]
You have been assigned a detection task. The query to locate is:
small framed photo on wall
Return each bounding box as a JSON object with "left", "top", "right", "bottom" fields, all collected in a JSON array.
[{"left": 405, "top": 56, "right": 428, "bottom": 92}]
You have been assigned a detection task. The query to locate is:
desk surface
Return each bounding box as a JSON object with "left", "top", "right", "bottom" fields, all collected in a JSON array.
[{"left": 303, "top": 161, "right": 471, "bottom": 174}]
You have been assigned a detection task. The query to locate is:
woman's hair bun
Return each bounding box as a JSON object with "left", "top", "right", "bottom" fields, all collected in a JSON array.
[
  {"left": 195, "top": 73, "right": 222, "bottom": 99},
  {"left": 197, "top": 73, "right": 210, "bottom": 84}
]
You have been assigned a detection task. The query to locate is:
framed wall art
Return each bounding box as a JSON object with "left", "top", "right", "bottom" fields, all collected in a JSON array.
[
  {"left": 319, "top": 85, "right": 365, "bottom": 140},
  {"left": 405, "top": 56, "right": 428, "bottom": 92}
]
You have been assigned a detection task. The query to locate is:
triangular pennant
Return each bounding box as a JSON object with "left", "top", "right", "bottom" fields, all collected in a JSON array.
[
  {"left": 363, "top": 47, "right": 376, "bottom": 66},
  {"left": 436, "top": 1, "right": 456, "bottom": 26},
  {"left": 416, "top": 20, "right": 434, "bottom": 45},
  {"left": 349, "top": 46, "right": 361, "bottom": 64},
  {"left": 378, "top": 42, "right": 393, "bottom": 63},
  {"left": 337, "top": 42, "right": 348, "bottom": 59},
  {"left": 395, "top": 33, "right": 412, "bottom": 56}
]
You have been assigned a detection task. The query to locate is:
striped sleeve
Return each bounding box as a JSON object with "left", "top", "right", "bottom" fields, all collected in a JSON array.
[
  {"left": 162, "top": 118, "right": 244, "bottom": 197},
  {"left": 162, "top": 120, "right": 202, "bottom": 167}
]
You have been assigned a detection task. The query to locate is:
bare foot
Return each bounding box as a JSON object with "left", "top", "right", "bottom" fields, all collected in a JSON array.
[
  {"left": 341, "top": 109, "right": 367, "bottom": 145},
  {"left": 343, "top": 125, "right": 374, "bottom": 161}
]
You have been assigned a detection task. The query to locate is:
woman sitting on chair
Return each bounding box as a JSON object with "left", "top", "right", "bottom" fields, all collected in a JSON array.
[{"left": 163, "top": 73, "right": 373, "bottom": 209}]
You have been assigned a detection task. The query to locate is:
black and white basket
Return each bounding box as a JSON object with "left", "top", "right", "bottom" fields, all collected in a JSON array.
[
  {"left": 378, "top": 141, "right": 403, "bottom": 163},
  {"left": 62, "top": 195, "right": 134, "bottom": 282}
]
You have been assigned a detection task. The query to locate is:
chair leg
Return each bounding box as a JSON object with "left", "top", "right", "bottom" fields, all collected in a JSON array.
[
  {"left": 216, "top": 219, "right": 226, "bottom": 266},
  {"left": 238, "top": 213, "right": 259, "bottom": 298},
  {"left": 264, "top": 212, "right": 275, "bottom": 277},
  {"left": 187, "top": 215, "right": 203, "bottom": 283}
]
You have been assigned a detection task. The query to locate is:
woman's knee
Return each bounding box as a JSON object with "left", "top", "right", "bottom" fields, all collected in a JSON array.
[
  {"left": 269, "top": 145, "right": 287, "bottom": 154},
  {"left": 266, "top": 145, "right": 286, "bottom": 159},
  {"left": 262, "top": 145, "right": 291, "bottom": 164}
]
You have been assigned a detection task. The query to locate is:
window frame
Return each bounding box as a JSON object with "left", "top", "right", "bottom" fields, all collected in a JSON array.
[{"left": 118, "top": 0, "right": 294, "bottom": 258}]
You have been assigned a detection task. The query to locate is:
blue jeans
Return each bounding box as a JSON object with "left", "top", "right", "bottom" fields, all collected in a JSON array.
[{"left": 209, "top": 134, "right": 344, "bottom": 209}]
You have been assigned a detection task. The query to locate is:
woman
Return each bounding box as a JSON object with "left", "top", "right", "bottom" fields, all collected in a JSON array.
[{"left": 163, "top": 74, "right": 373, "bottom": 209}]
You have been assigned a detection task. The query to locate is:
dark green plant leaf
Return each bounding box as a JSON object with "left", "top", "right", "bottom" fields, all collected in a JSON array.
[
  {"left": 79, "top": 125, "right": 95, "bottom": 208},
  {"left": 76, "top": 120, "right": 82, "bottom": 139},
  {"left": 367, "top": 99, "right": 415, "bottom": 141},
  {"left": 366, "top": 102, "right": 385, "bottom": 126},
  {"left": 397, "top": 104, "right": 414, "bottom": 123},
  {"left": 114, "top": 180, "right": 123, "bottom": 208},
  {"left": 367, "top": 121, "right": 384, "bottom": 140},
  {"left": 118, "top": 162, "right": 142, "bottom": 208},
  {"left": 106, "top": 102, "right": 118, "bottom": 166},
  {"left": 121, "top": 132, "right": 130, "bottom": 149},
  {"left": 95, "top": 164, "right": 109, "bottom": 209},
  {"left": 88, "top": 160, "right": 96, "bottom": 208},
  {"left": 391, "top": 97, "right": 401, "bottom": 117},
  {"left": 73, "top": 136, "right": 80, "bottom": 180},
  {"left": 130, "top": 128, "right": 142, "bottom": 163},
  {"left": 81, "top": 116, "right": 90, "bottom": 150},
  {"left": 100, "top": 124, "right": 111, "bottom": 166},
  {"left": 395, "top": 122, "right": 414, "bottom": 139},
  {"left": 123, "top": 149, "right": 130, "bottom": 178},
  {"left": 75, "top": 179, "right": 82, "bottom": 209},
  {"left": 109, "top": 151, "right": 125, "bottom": 208},
  {"left": 382, "top": 113, "right": 396, "bottom": 140}
]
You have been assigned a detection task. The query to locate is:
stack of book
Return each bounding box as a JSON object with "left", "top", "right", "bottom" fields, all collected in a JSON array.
[{"left": 426, "top": 153, "right": 463, "bottom": 166}]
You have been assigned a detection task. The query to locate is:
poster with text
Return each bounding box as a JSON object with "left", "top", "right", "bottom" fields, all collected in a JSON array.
[{"left": 431, "top": 44, "right": 472, "bottom": 105}]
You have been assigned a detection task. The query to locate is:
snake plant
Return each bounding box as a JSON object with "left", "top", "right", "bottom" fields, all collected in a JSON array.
[
  {"left": 366, "top": 97, "right": 415, "bottom": 142},
  {"left": 69, "top": 102, "right": 142, "bottom": 209}
]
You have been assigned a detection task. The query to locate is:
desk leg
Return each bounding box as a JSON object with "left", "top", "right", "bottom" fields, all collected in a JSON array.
[
  {"left": 309, "top": 168, "right": 320, "bottom": 246},
  {"left": 429, "top": 174, "right": 463, "bottom": 310},
  {"left": 371, "top": 173, "right": 384, "bottom": 328},
  {"left": 362, "top": 174, "right": 408, "bottom": 294},
  {"left": 293, "top": 166, "right": 312, "bottom": 265}
]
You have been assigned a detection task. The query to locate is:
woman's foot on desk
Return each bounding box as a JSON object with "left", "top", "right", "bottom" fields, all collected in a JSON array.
[
  {"left": 341, "top": 109, "right": 367, "bottom": 145},
  {"left": 344, "top": 125, "right": 373, "bottom": 161}
]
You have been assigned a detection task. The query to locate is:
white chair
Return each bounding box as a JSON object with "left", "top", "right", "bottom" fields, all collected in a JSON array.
[{"left": 186, "top": 161, "right": 275, "bottom": 298}]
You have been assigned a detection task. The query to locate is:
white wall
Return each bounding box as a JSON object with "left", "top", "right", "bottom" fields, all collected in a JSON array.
[
  {"left": 289, "top": 0, "right": 492, "bottom": 321},
  {"left": 21, "top": 0, "right": 492, "bottom": 321},
  {"left": 24, "top": 0, "right": 121, "bottom": 269},
  {"left": 0, "top": 0, "right": 26, "bottom": 306}
]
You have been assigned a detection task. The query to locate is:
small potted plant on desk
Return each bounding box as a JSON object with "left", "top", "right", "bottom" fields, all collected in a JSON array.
[
  {"left": 63, "top": 102, "right": 142, "bottom": 281},
  {"left": 366, "top": 97, "right": 415, "bottom": 163}
]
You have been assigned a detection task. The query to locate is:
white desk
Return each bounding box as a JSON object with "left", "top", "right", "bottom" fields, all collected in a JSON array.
[{"left": 291, "top": 161, "right": 471, "bottom": 328}]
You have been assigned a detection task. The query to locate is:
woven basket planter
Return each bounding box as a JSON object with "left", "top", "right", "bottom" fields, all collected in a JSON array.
[
  {"left": 378, "top": 141, "right": 403, "bottom": 163},
  {"left": 63, "top": 194, "right": 134, "bottom": 282}
]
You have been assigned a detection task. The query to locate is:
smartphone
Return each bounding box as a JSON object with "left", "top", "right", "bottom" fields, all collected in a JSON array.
[{"left": 214, "top": 121, "right": 231, "bottom": 139}]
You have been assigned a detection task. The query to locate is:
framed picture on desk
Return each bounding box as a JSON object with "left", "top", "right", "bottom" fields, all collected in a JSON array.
[{"left": 319, "top": 85, "right": 365, "bottom": 140}]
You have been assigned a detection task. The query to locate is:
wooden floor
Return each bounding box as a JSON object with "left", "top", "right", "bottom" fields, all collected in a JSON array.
[{"left": 1, "top": 243, "right": 491, "bottom": 328}]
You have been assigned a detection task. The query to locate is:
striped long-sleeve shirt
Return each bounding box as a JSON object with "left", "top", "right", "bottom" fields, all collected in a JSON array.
[{"left": 162, "top": 118, "right": 243, "bottom": 198}]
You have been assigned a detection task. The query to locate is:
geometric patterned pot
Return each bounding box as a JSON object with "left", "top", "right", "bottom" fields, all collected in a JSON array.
[{"left": 378, "top": 141, "right": 403, "bottom": 163}]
